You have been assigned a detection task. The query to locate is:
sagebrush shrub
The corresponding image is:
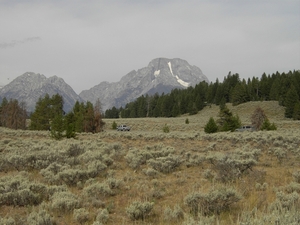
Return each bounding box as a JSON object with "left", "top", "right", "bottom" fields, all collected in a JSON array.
[
  {"left": 125, "top": 145, "right": 175, "bottom": 169},
  {"left": 66, "top": 144, "right": 85, "bottom": 157},
  {"left": 0, "top": 175, "right": 46, "bottom": 207},
  {"left": 88, "top": 161, "right": 107, "bottom": 177},
  {"left": 202, "top": 169, "right": 215, "bottom": 182},
  {"left": 184, "top": 186, "right": 242, "bottom": 216},
  {"left": 95, "top": 208, "right": 109, "bottom": 224},
  {"left": 272, "top": 191, "right": 300, "bottom": 210},
  {"left": 163, "top": 204, "right": 184, "bottom": 221},
  {"left": 27, "top": 210, "right": 53, "bottom": 225},
  {"left": 0, "top": 217, "right": 16, "bottom": 225},
  {"left": 143, "top": 168, "right": 158, "bottom": 177},
  {"left": 206, "top": 150, "right": 257, "bottom": 183},
  {"left": 126, "top": 201, "right": 154, "bottom": 220},
  {"left": 73, "top": 208, "right": 89, "bottom": 224},
  {"left": 50, "top": 191, "right": 79, "bottom": 213},
  {"left": 147, "top": 155, "right": 181, "bottom": 173},
  {"left": 83, "top": 182, "right": 114, "bottom": 197},
  {"left": 293, "top": 170, "right": 300, "bottom": 183},
  {"left": 106, "top": 177, "right": 123, "bottom": 189},
  {"left": 239, "top": 207, "right": 300, "bottom": 225}
]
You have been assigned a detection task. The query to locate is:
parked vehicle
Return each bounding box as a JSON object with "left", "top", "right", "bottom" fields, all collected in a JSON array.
[
  {"left": 117, "top": 124, "right": 131, "bottom": 131},
  {"left": 235, "top": 125, "right": 255, "bottom": 132}
]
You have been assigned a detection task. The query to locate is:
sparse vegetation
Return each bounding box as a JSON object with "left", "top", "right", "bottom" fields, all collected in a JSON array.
[
  {"left": 163, "top": 123, "right": 170, "bottom": 133},
  {"left": 0, "top": 101, "right": 299, "bottom": 224}
]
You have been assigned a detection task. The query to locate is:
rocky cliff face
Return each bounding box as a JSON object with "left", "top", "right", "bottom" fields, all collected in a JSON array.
[
  {"left": 0, "top": 72, "right": 83, "bottom": 112},
  {"left": 79, "top": 58, "right": 209, "bottom": 110}
]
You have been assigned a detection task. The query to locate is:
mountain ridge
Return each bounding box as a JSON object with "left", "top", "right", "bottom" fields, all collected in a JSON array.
[
  {"left": 0, "top": 58, "right": 209, "bottom": 112},
  {"left": 79, "top": 58, "right": 209, "bottom": 110}
]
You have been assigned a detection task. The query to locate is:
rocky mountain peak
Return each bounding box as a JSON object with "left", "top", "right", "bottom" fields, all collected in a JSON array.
[
  {"left": 79, "top": 57, "right": 209, "bottom": 110},
  {"left": 0, "top": 72, "right": 82, "bottom": 112},
  {"left": 0, "top": 58, "right": 209, "bottom": 113}
]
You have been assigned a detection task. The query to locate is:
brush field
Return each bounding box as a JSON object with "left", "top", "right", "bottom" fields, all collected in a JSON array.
[{"left": 0, "top": 101, "right": 299, "bottom": 225}]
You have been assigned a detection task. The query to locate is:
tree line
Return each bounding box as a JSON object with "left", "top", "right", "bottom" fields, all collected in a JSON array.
[
  {"left": 0, "top": 93, "right": 105, "bottom": 139},
  {"left": 105, "top": 70, "right": 300, "bottom": 120},
  {"left": 0, "top": 69, "right": 299, "bottom": 133},
  {"left": 30, "top": 94, "right": 105, "bottom": 139}
]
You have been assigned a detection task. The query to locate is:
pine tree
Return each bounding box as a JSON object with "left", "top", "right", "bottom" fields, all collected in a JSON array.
[
  {"left": 217, "top": 105, "right": 241, "bottom": 132},
  {"left": 64, "top": 112, "right": 76, "bottom": 138},
  {"left": 204, "top": 117, "right": 218, "bottom": 133},
  {"left": 30, "top": 94, "right": 63, "bottom": 130},
  {"left": 231, "top": 83, "right": 249, "bottom": 106},
  {"left": 293, "top": 102, "right": 300, "bottom": 120},
  {"left": 0, "top": 97, "right": 8, "bottom": 127},
  {"left": 83, "top": 101, "right": 95, "bottom": 132},
  {"left": 284, "top": 85, "right": 299, "bottom": 118},
  {"left": 50, "top": 113, "right": 65, "bottom": 140},
  {"left": 73, "top": 101, "right": 85, "bottom": 132},
  {"left": 260, "top": 118, "right": 277, "bottom": 131}
]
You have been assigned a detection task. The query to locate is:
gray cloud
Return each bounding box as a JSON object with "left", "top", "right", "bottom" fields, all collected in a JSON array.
[
  {"left": 0, "top": 37, "right": 41, "bottom": 49},
  {"left": 0, "top": 0, "right": 299, "bottom": 93}
]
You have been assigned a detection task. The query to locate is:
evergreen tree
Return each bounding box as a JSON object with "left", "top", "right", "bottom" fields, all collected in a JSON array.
[
  {"left": 260, "top": 73, "right": 272, "bottom": 100},
  {"left": 0, "top": 97, "right": 8, "bottom": 127},
  {"left": 204, "top": 117, "right": 218, "bottom": 133},
  {"left": 293, "top": 102, "right": 300, "bottom": 120},
  {"left": 137, "top": 95, "right": 147, "bottom": 117},
  {"left": 73, "top": 101, "right": 85, "bottom": 132},
  {"left": 260, "top": 118, "right": 277, "bottom": 131},
  {"left": 217, "top": 105, "right": 241, "bottom": 132},
  {"left": 284, "top": 85, "right": 299, "bottom": 118},
  {"left": 231, "top": 83, "right": 249, "bottom": 106},
  {"left": 30, "top": 94, "right": 51, "bottom": 130},
  {"left": 83, "top": 101, "right": 95, "bottom": 132},
  {"left": 50, "top": 113, "right": 65, "bottom": 140},
  {"left": 269, "top": 76, "right": 281, "bottom": 100},
  {"left": 171, "top": 102, "right": 180, "bottom": 117},
  {"left": 64, "top": 112, "right": 76, "bottom": 138}
]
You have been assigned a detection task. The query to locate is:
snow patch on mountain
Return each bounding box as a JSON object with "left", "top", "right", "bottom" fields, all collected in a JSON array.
[
  {"left": 176, "top": 76, "right": 189, "bottom": 87},
  {"left": 154, "top": 70, "right": 160, "bottom": 77},
  {"left": 168, "top": 61, "right": 189, "bottom": 87},
  {"left": 168, "top": 62, "right": 174, "bottom": 76}
]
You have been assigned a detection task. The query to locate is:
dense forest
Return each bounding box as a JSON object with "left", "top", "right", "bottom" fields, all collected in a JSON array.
[{"left": 105, "top": 70, "right": 300, "bottom": 120}]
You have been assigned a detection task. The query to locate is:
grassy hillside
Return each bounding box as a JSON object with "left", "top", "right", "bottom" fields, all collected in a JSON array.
[{"left": 0, "top": 101, "right": 299, "bottom": 225}]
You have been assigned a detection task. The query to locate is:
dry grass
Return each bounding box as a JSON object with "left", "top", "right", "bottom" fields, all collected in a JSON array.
[{"left": 0, "top": 101, "right": 299, "bottom": 225}]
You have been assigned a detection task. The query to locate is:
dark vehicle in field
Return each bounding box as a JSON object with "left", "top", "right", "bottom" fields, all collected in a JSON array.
[{"left": 117, "top": 124, "right": 131, "bottom": 131}]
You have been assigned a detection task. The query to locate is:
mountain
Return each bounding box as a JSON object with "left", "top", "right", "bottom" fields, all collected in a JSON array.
[
  {"left": 0, "top": 72, "right": 83, "bottom": 112},
  {"left": 79, "top": 58, "right": 209, "bottom": 110}
]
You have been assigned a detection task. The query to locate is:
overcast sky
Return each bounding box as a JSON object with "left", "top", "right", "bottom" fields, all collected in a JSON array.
[{"left": 0, "top": 0, "right": 299, "bottom": 94}]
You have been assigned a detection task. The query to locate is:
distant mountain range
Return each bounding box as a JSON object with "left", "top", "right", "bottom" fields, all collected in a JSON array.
[{"left": 0, "top": 58, "right": 209, "bottom": 112}]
